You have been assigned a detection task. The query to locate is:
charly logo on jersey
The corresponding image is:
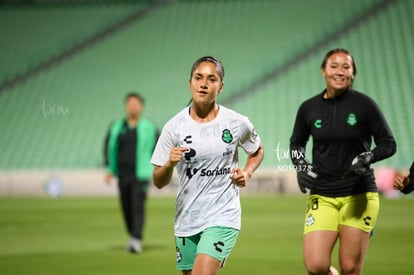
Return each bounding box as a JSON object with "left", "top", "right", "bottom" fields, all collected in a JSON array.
[
  {"left": 314, "top": 119, "right": 322, "bottom": 129},
  {"left": 363, "top": 216, "right": 372, "bottom": 226},
  {"left": 183, "top": 135, "right": 192, "bottom": 144},
  {"left": 221, "top": 129, "right": 233, "bottom": 143},
  {"left": 347, "top": 113, "right": 358, "bottom": 126}
]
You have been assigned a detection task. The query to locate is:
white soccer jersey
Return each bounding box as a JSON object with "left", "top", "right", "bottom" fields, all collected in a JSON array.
[{"left": 151, "top": 105, "right": 261, "bottom": 237}]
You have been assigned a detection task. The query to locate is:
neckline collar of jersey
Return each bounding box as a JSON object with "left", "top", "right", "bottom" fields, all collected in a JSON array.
[
  {"left": 321, "top": 88, "right": 352, "bottom": 102},
  {"left": 187, "top": 104, "right": 222, "bottom": 124}
]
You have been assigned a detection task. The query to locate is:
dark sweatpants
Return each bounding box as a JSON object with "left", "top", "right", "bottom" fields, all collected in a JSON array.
[{"left": 118, "top": 176, "right": 148, "bottom": 240}]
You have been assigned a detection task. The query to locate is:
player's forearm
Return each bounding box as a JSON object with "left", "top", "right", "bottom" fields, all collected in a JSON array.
[
  {"left": 152, "top": 162, "right": 175, "bottom": 189},
  {"left": 244, "top": 143, "right": 264, "bottom": 177},
  {"left": 371, "top": 138, "right": 396, "bottom": 163}
]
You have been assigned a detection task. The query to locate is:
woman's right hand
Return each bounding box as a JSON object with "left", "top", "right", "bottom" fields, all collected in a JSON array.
[
  {"left": 167, "top": 147, "right": 189, "bottom": 167},
  {"left": 153, "top": 147, "right": 189, "bottom": 189}
]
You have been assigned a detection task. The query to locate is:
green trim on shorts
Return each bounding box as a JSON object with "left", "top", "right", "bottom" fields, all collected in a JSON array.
[
  {"left": 175, "top": 226, "right": 239, "bottom": 271},
  {"left": 304, "top": 192, "right": 379, "bottom": 234}
]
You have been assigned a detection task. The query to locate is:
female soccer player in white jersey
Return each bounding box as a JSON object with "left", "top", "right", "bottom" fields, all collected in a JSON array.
[{"left": 151, "top": 56, "right": 264, "bottom": 275}]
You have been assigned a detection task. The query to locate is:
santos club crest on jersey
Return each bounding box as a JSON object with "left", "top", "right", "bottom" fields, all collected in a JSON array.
[
  {"left": 347, "top": 113, "right": 358, "bottom": 126},
  {"left": 222, "top": 129, "right": 233, "bottom": 143}
]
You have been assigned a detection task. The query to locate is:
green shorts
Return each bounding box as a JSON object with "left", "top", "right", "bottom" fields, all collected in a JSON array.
[
  {"left": 175, "top": 226, "right": 240, "bottom": 271},
  {"left": 304, "top": 192, "right": 379, "bottom": 234}
]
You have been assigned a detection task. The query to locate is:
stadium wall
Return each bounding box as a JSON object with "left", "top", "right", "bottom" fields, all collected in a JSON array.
[
  {"left": 0, "top": 169, "right": 299, "bottom": 197},
  {"left": 0, "top": 167, "right": 405, "bottom": 197}
]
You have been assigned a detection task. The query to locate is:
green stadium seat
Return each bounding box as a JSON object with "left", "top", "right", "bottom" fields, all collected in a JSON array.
[{"left": 0, "top": 0, "right": 412, "bottom": 170}]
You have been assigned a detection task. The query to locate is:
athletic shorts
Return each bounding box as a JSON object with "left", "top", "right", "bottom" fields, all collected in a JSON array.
[
  {"left": 304, "top": 192, "right": 379, "bottom": 234},
  {"left": 175, "top": 226, "right": 240, "bottom": 271}
]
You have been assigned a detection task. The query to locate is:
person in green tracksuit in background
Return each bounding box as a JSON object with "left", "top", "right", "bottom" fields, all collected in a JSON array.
[{"left": 104, "top": 92, "right": 158, "bottom": 254}]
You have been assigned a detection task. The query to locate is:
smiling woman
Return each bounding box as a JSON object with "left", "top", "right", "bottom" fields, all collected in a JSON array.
[
  {"left": 150, "top": 56, "right": 264, "bottom": 275},
  {"left": 289, "top": 48, "right": 396, "bottom": 275},
  {"left": 321, "top": 48, "right": 357, "bottom": 98}
]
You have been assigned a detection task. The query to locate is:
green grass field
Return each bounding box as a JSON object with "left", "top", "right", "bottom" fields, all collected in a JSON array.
[{"left": 0, "top": 195, "right": 413, "bottom": 274}]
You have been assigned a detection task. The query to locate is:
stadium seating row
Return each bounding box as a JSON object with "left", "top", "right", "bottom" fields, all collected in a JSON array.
[{"left": 0, "top": 3, "right": 146, "bottom": 84}]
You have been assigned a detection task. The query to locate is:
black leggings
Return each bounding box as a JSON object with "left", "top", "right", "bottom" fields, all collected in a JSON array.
[{"left": 118, "top": 178, "right": 148, "bottom": 239}]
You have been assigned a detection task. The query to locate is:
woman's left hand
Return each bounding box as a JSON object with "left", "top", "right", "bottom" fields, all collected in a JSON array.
[{"left": 231, "top": 167, "right": 251, "bottom": 187}]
